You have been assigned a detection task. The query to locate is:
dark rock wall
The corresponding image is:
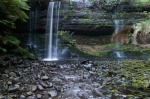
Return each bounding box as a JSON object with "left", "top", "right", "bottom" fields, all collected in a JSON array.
[{"left": 15, "top": 1, "right": 150, "bottom": 36}]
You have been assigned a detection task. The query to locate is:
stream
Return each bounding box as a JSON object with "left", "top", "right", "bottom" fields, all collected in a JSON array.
[{"left": 0, "top": 57, "right": 149, "bottom": 99}]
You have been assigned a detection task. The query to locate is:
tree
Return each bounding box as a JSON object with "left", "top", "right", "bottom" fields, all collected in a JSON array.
[
  {"left": 0, "top": 0, "right": 31, "bottom": 55},
  {"left": 0, "top": 0, "right": 30, "bottom": 30}
]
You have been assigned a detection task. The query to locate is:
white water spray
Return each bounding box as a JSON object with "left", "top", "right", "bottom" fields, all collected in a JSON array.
[
  {"left": 114, "top": 19, "right": 125, "bottom": 58},
  {"left": 43, "top": 2, "right": 60, "bottom": 61}
]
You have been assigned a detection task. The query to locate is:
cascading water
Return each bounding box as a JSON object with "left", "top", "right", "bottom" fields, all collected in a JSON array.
[
  {"left": 114, "top": 19, "right": 125, "bottom": 58},
  {"left": 114, "top": 19, "right": 124, "bottom": 48},
  {"left": 43, "top": 2, "right": 60, "bottom": 61}
]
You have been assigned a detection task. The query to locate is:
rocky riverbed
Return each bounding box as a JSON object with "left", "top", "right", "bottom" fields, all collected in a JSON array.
[{"left": 0, "top": 55, "right": 150, "bottom": 99}]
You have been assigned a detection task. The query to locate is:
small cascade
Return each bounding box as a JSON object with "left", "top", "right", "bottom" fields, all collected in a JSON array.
[
  {"left": 114, "top": 19, "right": 125, "bottom": 58},
  {"left": 114, "top": 19, "right": 124, "bottom": 48},
  {"left": 114, "top": 51, "right": 125, "bottom": 58},
  {"left": 43, "top": 2, "right": 61, "bottom": 61}
]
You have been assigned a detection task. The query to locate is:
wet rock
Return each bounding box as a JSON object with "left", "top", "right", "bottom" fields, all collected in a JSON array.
[
  {"left": 2, "top": 74, "right": 8, "bottom": 79},
  {"left": 37, "top": 85, "right": 44, "bottom": 91},
  {"left": 8, "top": 84, "right": 20, "bottom": 92},
  {"left": 70, "top": 53, "right": 78, "bottom": 59},
  {"left": 40, "top": 82, "right": 48, "bottom": 88},
  {"left": 40, "top": 70, "right": 46, "bottom": 75},
  {"left": 31, "top": 85, "right": 37, "bottom": 92},
  {"left": 39, "top": 62, "right": 45, "bottom": 66},
  {"left": 11, "top": 77, "right": 19, "bottom": 83},
  {"left": 93, "top": 88, "right": 103, "bottom": 96},
  {"left": 9, "top": 72, "right": 17, "bottom": 77},
  {"left": 1, "top": 83, "right": 8, "bottom": 91},
  {"left": 81, "top": 60, "right": 89, "bottom": 64},
  {"left": 9, "top": 94, "right": 18, "bottom": 98},
  {"left": 4, "top": 70, "right": 9, "bottom": 74},
  {"left": 0, "top": 95, "right": 4, "bottom": 99},
  {"left": 54, "top": 85, "right": 61, "bottom": 92},
  {"left": 37, "top": 74, "right": 41, "bottom": 79},
  {"left": 48, "top": 90, "right": 57, "bottom": 97},
  {"left": 41, "top": 75, "right": 49, "bottom": 80},
  {"left": 93, "top": 61, "right": 98, "bottom": 66},
  {"left": 84, "top": 64, "right": 92, "bottom": 70},
  {"left": 32, "top": 62, "right": 39, "bottom": 66},
  {"left": 11, "top": 61, "right": 22, "bottom": 66},
  {"left": 27, "top": 95, "right": 36, "bottom": 99},
  {"left": 37, "top": 94, "right": 42, "bottom": 99},
  {"left": 26, "top": 91, "right": 33, "bottom": 96},
  {"left": 47, "top": 82, "right": 53, "bottom": 88},
  {"left": 23, "top": 68, "right": 29, "bottom": 72},
  {"left": 20, "top": 95, "right": 26, "bottom": 99},
  {"left": 51, "top": 63, "right": 57, "bottom": 67},
  {"left": 3, "top": 56, "right": 11, "bottom": 61},
  {"left": 77, "top": 91, "right": 89, "bottom": 98},
  {"left": 7, "top": 81, "right": 12, "bottom": 85}
]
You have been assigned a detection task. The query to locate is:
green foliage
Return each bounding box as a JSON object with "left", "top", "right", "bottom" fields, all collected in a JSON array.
[
  {"left": 0, "top": 31, "right": 20, "bottom": 49},
  {"left": 135, "top": 0, "right": 150, "bottom": 3},
  {"left": 89, "top": 0, "right": 135, "bottom": 11},
  {"left": 0, "top": 0, "right": 32, "bottom": 58},
  {"left": 58, "top": 31, "right": 76, "bottom": 47},
  {"left": 13, "top": 47, "right": 35, "bottom": 59},
  {"left": 0, "top": 47, "right": 7, "bottom": 54},
  {"left": 0, "top": 0, "right": 30, "bottom": 22},
  {"left": 3, "top": 35, "right": 20, "bottom": 46},
  {"left": 0, "top": 31, "right": 34, "bottom": 59}
]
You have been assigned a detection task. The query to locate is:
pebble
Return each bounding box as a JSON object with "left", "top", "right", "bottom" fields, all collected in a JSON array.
[
  {"left": 7, "top": 81, "right": 12, "bottom": 85},
  {"left": 37, "top": 74, "right": 41, "bottom": 79},
  {"left": 37, "top": 94, "right": 42, "bottom": 99},
  {"left": 27, "top": 95, "right": 36, "bottom": 99},
  {"left": 31, "top": 85, "right": 37, "bottom": 92},
  {"left": 9, "top": 72, "right": 16, "bottom": 77},
  {"left": 48, "top": 90, "right": 57, "bottom": 97},
  {"left": 26, "top": 91, "right": 33, "bottom": 96},
  {"left": 84, "top": 64, "right": 92, "bottom": 70},
  {"left": 20, "top": 95, "right": 26, "bottom": 99},
  {"left": 2, "top": 74, "right": 8, "bottom": 79},
  {"left": 41, "top": 75, "right": 49, "bottom": 80},
  {"left": 0, "top": 95, "right": 4, "bottom": 99},
  {"left": 47, "top": 82, "right": 53, "bottom": 88},
  {"left": 12, "top": 77, "right": 20, "bottom": 83},
  {"left": 8, "top": 85, "right": 20, "bottom": 92},
  {"left": 37, "top": 85, "right": 44, "bottom": 91},
  {"left": 40, "top": 82, "right": 48, "bottom": 88},
  {"left": 55, "top": 85, "right": 61, "bottom": 92}
]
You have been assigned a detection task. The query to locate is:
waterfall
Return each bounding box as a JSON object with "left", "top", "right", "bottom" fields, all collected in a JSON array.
[
  {"left": 114, "top": 19, "right": 125, "bottom": 58},
  {"left": 115, "top": 51, "right": 124, "bottom": 58},
  {"left": 43, "top": 2, "right": 60, "bottom": 61},
  {"left": 114, "top": 19, "right": 124, "bottom": 48}
]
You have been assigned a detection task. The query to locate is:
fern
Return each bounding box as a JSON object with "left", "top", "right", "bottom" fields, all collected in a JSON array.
[
  {"left": 0, "top": 0, "right": 30, "bottom": 23},
  {"left": 3, "top": 35, "right": 20, "bottom": 46}
]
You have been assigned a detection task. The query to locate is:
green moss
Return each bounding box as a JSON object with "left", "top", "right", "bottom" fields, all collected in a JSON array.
[
  {"left": 122, "top": 60, "right": 150, "bottom": 88},
  {"left": 87, "top": 52, "right": 100, "bottom": 57},
  {"left": 97, "top": 60, "right": 150, "bottom": 98}
]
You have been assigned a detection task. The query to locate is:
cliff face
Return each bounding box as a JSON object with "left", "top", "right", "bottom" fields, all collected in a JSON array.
[{"left": 15, "top": 1, "right": 150, "bottom": 36}]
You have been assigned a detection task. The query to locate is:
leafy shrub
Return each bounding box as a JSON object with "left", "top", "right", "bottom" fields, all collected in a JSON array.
[
  {"left": 13, "top": 47, "right": 35, "bottom": 59},
  {"left": 58, "top": 31, "right": 76, "bottom": 47}
]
